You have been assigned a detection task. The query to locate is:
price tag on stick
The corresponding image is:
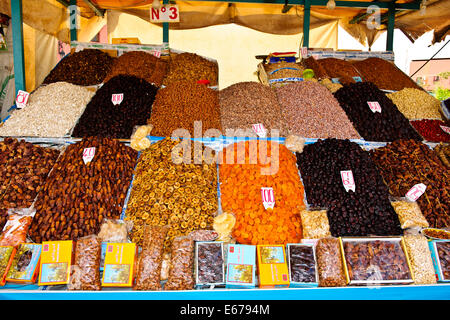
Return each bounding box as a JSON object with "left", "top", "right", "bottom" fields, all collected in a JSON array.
[
  {"left": 261, "top": 187, "right": 275, "bottom": 210},
  {"left": 252, "top": 123, "right": 267, "bottom": 138},
  {"left": 405, "top": 183, "right": 426, "bottom": 202},
  {"left": 367, "top": 101, "right": 382, "bottom": 113},
  {"left": 82, "top": 147, "right": 96, "bottom": 164},
  {"left": 15, "top": 90, "right": 30, "bottom": 109},
  {"left": 112, "top": 93, "right": 124, "bottom": 105},
  {"left": 340, "top": 170, "right": 356, "bottom": 192}
]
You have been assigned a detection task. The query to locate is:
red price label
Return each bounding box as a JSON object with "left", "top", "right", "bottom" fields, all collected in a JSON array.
[
  {"left": 340, "top": 170, "right": 355, "bottom": 192},
  {"left": 15, "top": 90, "right": 30, "bottom": 109},
  {"left": 405, "top": 183, "right": 426, "bottom": 202},
  {"left": 367, "top": 101, "right": 382, "bottom": 113},
  {"left": 150, "top": 5, "right": 180, "bottom": 22},
  {"left": 111, "top": 93, "right": 124, "bottom": 105},
  {"left": 82, "top": 147, "right": 96, "bottom": 164},
  {"left": 252, "top": 123, "right": 267, "bottom": 138},
  {"left": 261, "top": 187, "right": 275, "bottom": 210},
  {"left": 440, "top": 125, "right": 450, "bottom": 135}
]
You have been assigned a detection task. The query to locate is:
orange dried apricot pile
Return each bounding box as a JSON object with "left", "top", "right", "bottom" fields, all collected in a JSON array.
[{"left": 219, "top": 140, "right": 305, "bottom": 245}]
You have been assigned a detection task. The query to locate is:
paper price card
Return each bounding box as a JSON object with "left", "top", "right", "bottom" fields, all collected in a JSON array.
[
  {"left": 252, "top": 123, "right": 267, "bottom": 138},
  {"left": 440, "top": 125, "right": 450, "bottom": 135},
  {"left": 15, "top": 90, "right": 30, "bottom": 109},
  {"left": 300, "top": 47, "right": 308, "bottom": 58},
  {"left": 367, "top": 101, "right": 382, "bottom": 113},
  {"left": 405, "top": 183, "right": 427, "bottom": 202},
  {"left": 111, "top": 93, "right": 124, "bottom": 105},
  {"left": 261, "top": 187, "right": 275, "bottom": 210},
  {"left": 150, "top": 5, "right": 180, "bottom": 23},
  {"left": 340, "top": 170, "right": 355, "bottom": 192},
  {"left": 82, "top": 147, "right": 96, "bottom": 164}
]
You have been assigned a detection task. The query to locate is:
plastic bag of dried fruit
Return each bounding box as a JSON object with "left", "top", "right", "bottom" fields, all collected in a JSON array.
[
  {"left": 164, "top": 236, "right": 195, "bottom": 290},
  {"left": 68, "top": 234, "right": 102, "bottom": 291},
  {"left": 300, "top": 208, "right": 331, "bottom": 239},
  {"left": 0, "top": 208, "right": 35, "bottom": 247},
  {"left": 134, "top": 225, "right": 169, "bottom": 290},
  {"left": 98, "top": 218, "right": 133, "bottom": 243},
  {"left": 130, "top": 124, "right": 153, "bottom": 151},
  {"left": 315, "top": 237, "right": 347, "bottom": 287},
  {"left": 213, "top": 212, "right": 236, "bottom": 242},
  {"left": 390, "top": 198, "right": 429, "bottom": 229},
  {"left": 285, "top": 135, "right": 306, "bottom": 154}
]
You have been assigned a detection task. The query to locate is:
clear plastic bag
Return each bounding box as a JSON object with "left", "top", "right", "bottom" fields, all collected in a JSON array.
[
  {"left": 288, "top": 244, "right": 317, "bottom": 284},
  {"left": 98, "top": 218, "right": 133, "bottom": 243},
  {"left": 69, "top": 235, "right": 102, "bottom": 291},
  {"left": 195, "top": 242, "right": 225, "bottom": 286},
  {"left": 0, "top": 208, "right": 34, "bottom": 247},
  {"left": 134, "top": 225, "right": 169, "bottom": 290},
  {"left": 285, "top": 135, "right": 306, "bottom": 154},
  {"left": 403, "top": 234, "right": 436, "bottom": 285},
  {"left": 213, "top": 212, "right": 236, "bottom": 242},
  {"left": 300, "top": 209, "right": 331, "bottom": 239},
  {"left": 315, "top": 238, "right": 347, "bottom": 287},
  {"left": 164, "top": 236, "right": 195, "bottom": 290},
  {"left": 189, "top": 230, "right": 218, "bottom": 242},
  {"left": 391, "top": 199, "right": 429, "bottom": 229}
]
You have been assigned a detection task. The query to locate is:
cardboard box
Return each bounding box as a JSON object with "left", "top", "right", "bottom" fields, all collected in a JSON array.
[
  {"left": 0, "top": 246, "right": 16, "bottom": 286},
  {"left": 6, "top": 243, "right": 41, "bottom": 284},
  {"left": 38, "top": 240, "right": 73, "bottom": 286},
  {"left": 428, "top": 240, "right": 450, "bottom": 282},
  {"left": 256, "top": 245, "right": 289, "bottom": 288},
  {"left": 226, "top": 244, "right": 256, "bottom": 289},
  {"left": 101, "top": 243, "right": 137, "bottom": 287},
  {"left": 286, "top": 243, "right": 318, "bottom": 288}
]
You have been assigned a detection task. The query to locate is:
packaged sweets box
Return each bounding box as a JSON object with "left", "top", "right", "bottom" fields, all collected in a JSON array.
[
  {"left": 428, "top": 240, "right": 450, "bottom": 283},
  {"left": 0, "top": 246, "right": 16, "bottom": 286},
  {"left": 256, "top": 244, "right": 290, "bottom": 288},
  {"left": 286, "top": 243, "right": 319, "bottom": 288},
  {"left": 6, "top": 243, "right": 41, "bottom": 284},
  {"left": 101, "top": 242, "right": 137, "bottom": 287},
  {"left": 226, "top": 244, "right": 256, "bottom": 289},
  {"left": 38, "top": 240, "right": 73, "bottom": 286}
]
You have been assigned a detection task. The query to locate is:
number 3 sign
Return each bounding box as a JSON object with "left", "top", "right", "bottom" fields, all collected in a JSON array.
[{"left": 150, "top": 5, "right": 180, "bottom": 22}]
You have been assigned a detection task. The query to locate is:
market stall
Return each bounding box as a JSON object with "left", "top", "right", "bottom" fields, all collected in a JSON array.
[{"left": 0, "top": 0, "right": 449, "bottom": 301}]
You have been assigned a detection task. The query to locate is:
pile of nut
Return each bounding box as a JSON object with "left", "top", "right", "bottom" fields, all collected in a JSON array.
[
  {"left": 370, "top": 139, "right": 450, "bottom": 229},
  {"left": 334, "top": 82, "right": 422, "bottom": 142},
  {"left": 104, "top": 51, "right": 168, "bottom": 87},
  {"left": 0, "top": 138, "right": 59, "bottom": 230},
  {"left": 148, "top": 80, "right": 222, "bottom": 137},
  {"left": 219, "top": 81, "right": 287, "bottom": 136},
  {"left": 0, "top": 82, "right": 95, "bottom": 137},
  {"left": 124, "top": 138, "right": 218, "bottom": 251},
  {"left": 29, "top": 137, "right": 138, "bottom": 243},
  {"left": 163, "top": 52, "right": 218, "bottom": 86},
  {"left": 387, "top": 88, "right": 443, "bottom": 120},
  {"left": 43, "top": 49, "right": 115, "bottom": 86},
  {"left": 297, "top": 138, "right": 403, "bottom": 237}
]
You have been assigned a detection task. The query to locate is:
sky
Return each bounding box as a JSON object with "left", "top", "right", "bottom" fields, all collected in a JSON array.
[{"left": 338, "top": 26, "right": 450, "bottom": 75}]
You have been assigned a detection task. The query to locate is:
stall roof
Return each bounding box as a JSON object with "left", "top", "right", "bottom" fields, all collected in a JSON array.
[{"left": 0, "top": 0, "right": 449, "bottom": 45}]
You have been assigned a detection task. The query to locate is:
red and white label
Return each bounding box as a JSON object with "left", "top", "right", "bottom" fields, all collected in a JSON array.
[
  {"left": 111, "top": 93, "right": 124, "bottom": 105},
  {"left": 150, "top": 5, "right": 180, "bottom": 23},
  {"left": 261, "top": 187, "right": 275, "bottom": 210},
  {"left": 82, "top": 147, "right": 96, "bottom": 164},
  {"left": 440, "top": 125, "right": 450, "bottom": 135},
  {"left": 15, "top": 90, "right": 30, "bottom": 109},
  {"left": 252, "top": 123, "right": 267, "bottom": 138},
  {"left": 405, "top": 183, "right": 427, "bottom": 202},
  {"left": 367, "top": 101, "right": 382, "bottom": 113},
  {"left": 340, "top": 170, "right": 356, "bottom": 192},
  {"left": 300, "top": 47, "right": 308, "bottom": 58}
]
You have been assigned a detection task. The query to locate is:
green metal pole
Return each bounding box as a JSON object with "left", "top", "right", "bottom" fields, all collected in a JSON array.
[
  {"left": 303, "top": 0, "right": 311, "bottom": 48},
  {"left": 69, "top": 0, "right": 78, "bottom": 41},
  {"left": 11, "top": 0, "right": 26, "bottom": 94},
  {"left": 386, "top": 2, "right": 395, "bottom": 51},
  {"left": 163, "top": 0, "right": 169, "bottom": 44}
]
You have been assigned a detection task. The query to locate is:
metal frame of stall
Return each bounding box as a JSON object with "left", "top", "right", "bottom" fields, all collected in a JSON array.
[{"left": 5, "top": 0, "right": 450, "bottom": 300}]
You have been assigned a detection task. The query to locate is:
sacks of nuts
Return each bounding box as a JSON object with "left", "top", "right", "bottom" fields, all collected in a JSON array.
[{"left": 29, "top": 137, "right": 138, "bottom": 243}]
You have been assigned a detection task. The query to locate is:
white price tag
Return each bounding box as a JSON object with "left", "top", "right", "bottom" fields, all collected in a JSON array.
[
  {"left": 405, "top": 183, "right": 426, "bottom": 202},
  {"left": 340, "top": 170, "right": 356, "bottom": 192},
  {"left": 261, "top": 187, "right": 275, "bottom": 210},
  {"left": 367, "top": 101, "right": 382, "bottom": 113},
  {"left": 440, "top": 125, "right": 450, "bottom": 135},
  {"left": 112, "top": 93, "right": 124, "bottom": 105},
  {"left": 15, "top": 90, "right": 30, "bottom": 109},
  {"left": 82, "top": 147, "right": 96, "bottom": 164},
  {"left": 252, "top": 123, "right": 267, "bottom": 138},
  {"left": 150, "top": 5, "right": 180, "bottom": 23},
  {"left": 300, "top": 47, "right": 308, "bottom": 58}
]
